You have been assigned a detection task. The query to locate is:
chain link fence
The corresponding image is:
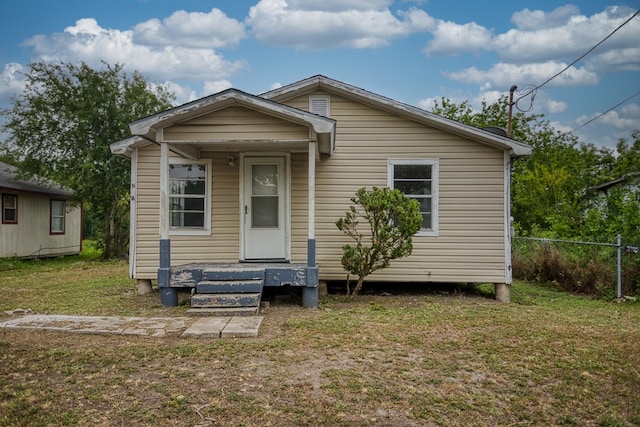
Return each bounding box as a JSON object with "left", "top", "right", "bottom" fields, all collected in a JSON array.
[{"left": 512, "top": 236, "right": 639, "bottom": 298}]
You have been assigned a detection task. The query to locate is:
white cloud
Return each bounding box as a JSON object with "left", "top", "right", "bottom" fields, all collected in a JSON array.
[
  {"left": 548, "top": 120, "right": 574, "bottom": 134},
  {"left": 444, "top": 61, "right": 598, "bottom": 89},
  {"left": 24, "top": 18, "right": 247, "bottom": 82},
  {"left": 202, "top": 80, "right": 233, "bottom": 97},
  {"left": 578, "top": 102, "right": 640, "bottom": 130},
  {"left": 586, "top": 48, "right": 640, "bottom": 73},
  {"left": 155, "top": 81, "right": 197, "bottom": 105},
  {"left": 286, "top": 0, "right": 392, "bottom": 12},
  {"left": 0, "top": 63, "right": 26, "bottom": 103},
  {"left": 247, "top": 0, "right": 431, "bottom": 49},
  {"left": 422, "top": 20, "right": 492, "bottom": 56},
  {"left": 511, "top": 5, "right": 581, "bottom": 31},
  {"left": 493, "top": 6, "right": 640, "bottom": 65},
  {"left": 133, "top": 8, "right": 246, "bottom": 49},
  {"left": 545, "top": 99, "right": 568, "bottom": 114},
  {"left": 417, "top": 96, "right": 439, "bottom": 111}
]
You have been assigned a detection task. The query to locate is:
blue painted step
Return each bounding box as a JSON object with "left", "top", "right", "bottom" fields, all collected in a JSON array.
[
  {"left": 197, "top": 280, "right": 263, "bottom": 294},
  {"left": 203, "top": 269, "right": 264, "bottom": 281},
  {"left": 191, "top": 293, "right": 262, "bottom": 308}
]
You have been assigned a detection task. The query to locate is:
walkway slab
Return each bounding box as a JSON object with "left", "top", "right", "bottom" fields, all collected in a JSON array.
[
  {"left": 221, "top": 316, "right": 264, "bottom": 338},
  {"left": 0, "top": 314, "right": 264, "bottom": 338},
  {"left": 181, "top": 317, "right": 230, "bottom": 338},
  {"left": 0, "top": 314, "right": 191, "bottom": 337}
]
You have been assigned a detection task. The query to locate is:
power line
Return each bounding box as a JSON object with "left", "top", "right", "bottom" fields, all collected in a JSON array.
[
  {"left": 580, "top": 88, "right": 640, "bottom": 127},
  {"left": 517, "top": 8, "right": 640, "bottom": 102}
]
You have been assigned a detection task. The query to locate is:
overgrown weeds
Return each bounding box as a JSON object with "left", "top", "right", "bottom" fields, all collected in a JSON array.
[{"left": 513, "top": 238, "right": 640, "bottom": 297}]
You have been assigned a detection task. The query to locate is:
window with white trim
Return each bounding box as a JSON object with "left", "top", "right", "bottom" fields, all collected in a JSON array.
[
  {"left": 50, "top": 199, "right": 66, "bottom": 234},
  {"left": 388, "top": 159, "right": 438, "bottom": 236},
  {"left": 169, "top": 160, "right": 211, "bottom": 232},
  {"left": 2, "top": 194, "right": 17, "bottom": 224}
]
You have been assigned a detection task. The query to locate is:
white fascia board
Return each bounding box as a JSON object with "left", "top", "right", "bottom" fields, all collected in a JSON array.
[
  {"left": 110, "top": 136, "right": 150, "bottom": 158},
  {"left": 128, "top": 89, "right": 336, "bottom": 141}
]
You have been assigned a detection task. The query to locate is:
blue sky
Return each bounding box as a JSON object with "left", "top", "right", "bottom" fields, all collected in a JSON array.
[{"left": 1, "top": 0, "right": 639, "bottom": 149}]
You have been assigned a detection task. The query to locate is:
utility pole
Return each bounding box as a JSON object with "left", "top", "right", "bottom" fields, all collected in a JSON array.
[{"left": 507, "top": 85, "right": 517, "bottom": 138}]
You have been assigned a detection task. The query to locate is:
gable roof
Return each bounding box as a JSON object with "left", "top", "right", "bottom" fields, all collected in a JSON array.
[
  {"left": 114, "top": 88, "right": 336, "bottom": 157},
  {"left": 262, "top": 75, "right": 532, "bottom": 157},
  {"left": 0, "top": 162, "right": 74, "bottom": 197}
]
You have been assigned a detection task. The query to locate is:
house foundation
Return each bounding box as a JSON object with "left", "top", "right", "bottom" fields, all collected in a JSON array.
[{"left": 495, "top": 283, "right": 510, "bottom": 303}]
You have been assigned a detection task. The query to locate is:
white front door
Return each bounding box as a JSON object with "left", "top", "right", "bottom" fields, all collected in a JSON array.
[{"left": 243, "top": 156, "right": 288, "bottom": 260}]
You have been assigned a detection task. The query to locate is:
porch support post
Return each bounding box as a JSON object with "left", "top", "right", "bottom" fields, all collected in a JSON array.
[
  {"left": 303, "top": 141, "right": 319, "bottom": 308},
  {"left": 158, "top": 142, "right": 177, "bottom": 306}
]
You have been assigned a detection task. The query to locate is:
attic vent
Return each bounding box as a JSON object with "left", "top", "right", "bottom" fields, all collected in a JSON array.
[{"left": 309, "top": 95, "right": 330, "bottom": 117}]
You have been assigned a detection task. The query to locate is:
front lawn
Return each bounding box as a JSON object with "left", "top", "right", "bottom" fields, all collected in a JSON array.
[{"left": 0, "top": 255, "right": 638, "bottom": 426}]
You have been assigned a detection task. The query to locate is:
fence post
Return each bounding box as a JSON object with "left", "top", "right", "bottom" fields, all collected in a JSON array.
[{"left": 617, "top": 234, "right": 622, "bottom": 299}]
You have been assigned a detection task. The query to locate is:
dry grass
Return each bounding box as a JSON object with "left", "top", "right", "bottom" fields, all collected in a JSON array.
[{"left": 1, "top": 255, "right": 639, "bottom": 426}]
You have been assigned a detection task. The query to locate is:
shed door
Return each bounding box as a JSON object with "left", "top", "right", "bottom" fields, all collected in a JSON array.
[{"left": 243, "top": 157, "right": 287, "bottom": 260}]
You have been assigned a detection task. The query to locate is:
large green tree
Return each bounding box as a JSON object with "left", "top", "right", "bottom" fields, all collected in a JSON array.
[{"left": 1, "top": 61, "right": 174, "bottom": 258}]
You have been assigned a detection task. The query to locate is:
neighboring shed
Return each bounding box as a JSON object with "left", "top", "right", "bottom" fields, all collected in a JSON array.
[
  {"left": 588, "top": 172, "right": 640, "bottom": 197},
  {"left": 0, "top": 162, "right": 82, "bottom": 258},
  {"left": 110, "top": 75, "right": 532, "bottom": 311}
]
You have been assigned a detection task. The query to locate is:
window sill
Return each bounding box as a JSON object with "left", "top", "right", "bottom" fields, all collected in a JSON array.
[
  {"left": 415, "top": 230, "right": 438, "bottom": 237},
  {"left": 169, "top": 229, "right": 212, "bottom": 236}
]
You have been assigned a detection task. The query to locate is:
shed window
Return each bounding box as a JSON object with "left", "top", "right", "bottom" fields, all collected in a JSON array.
[
  {"left": 50, "top": 199, "right": 66, "bottom": 234},
  {"left": 169, "top": 162, "right": 210, "bottom": 231},
  {"left": 2, "top": 194, "right": 17, "bottom": 224},
  {"left": 388, "top": 159, "right": 438, "bottom": 236}
]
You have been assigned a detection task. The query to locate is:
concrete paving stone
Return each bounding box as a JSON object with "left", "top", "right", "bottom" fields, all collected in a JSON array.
[
  {"left": 181, "top": 317, "right": 231, "bottom": 338},
  {"left": 221, "top": 316, "right": 264, "bottom": 338},
  {"left": 0, "top": 314, "right": 264, "bottom": 338},
  {"left": 0, "top": 314, "right": 194, "bottom": 337}
]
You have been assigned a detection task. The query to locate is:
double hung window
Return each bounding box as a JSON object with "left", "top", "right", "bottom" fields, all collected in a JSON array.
[
  {"left": 388, "top": 159, "right": 438, "bottom": 236},
  {"left": 50, "top": 200, "right": 66, "bottom": 234},
  {"left": 169, "top": 161, "right": 210, "bottom": 233},
  {"left": 2, "top": 194, "right": 17, "bottom": 224}
]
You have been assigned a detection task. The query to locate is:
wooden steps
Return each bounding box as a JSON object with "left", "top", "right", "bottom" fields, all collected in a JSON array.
[{"left": 188, "top": 269, "right": 265, "bottom": 316}]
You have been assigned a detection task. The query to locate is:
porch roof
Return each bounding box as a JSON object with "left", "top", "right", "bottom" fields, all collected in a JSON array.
[{"left": 110, "top": 89, "right": 336, "bottom": 159}]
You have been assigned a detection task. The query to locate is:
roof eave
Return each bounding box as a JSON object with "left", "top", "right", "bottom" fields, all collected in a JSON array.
[
  {"left": 109, "top": 136, "right": 150, "bottom": 159},
  {"left": 129, "top": 89, "right": 336, "bottom": 144},
  {"left": 263, "top": 75, "right": 532, "bottom": 157}
]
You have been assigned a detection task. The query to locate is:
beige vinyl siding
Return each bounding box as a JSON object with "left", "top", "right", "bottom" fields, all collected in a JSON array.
[
  {"left": 284, "top": 91, "right": 507, "bottom": 284},
  {"left": 0, "top": 193, "right": 81, "bottom": 258},
  {"left": 134, "top": 145, "right": 161, "bottom": 278},
  {"left": 164, "top": 106, "right": 310, "bottom": 141},
  {"left": 134, "top": 145, "right": 242, "bottom": 279},
  {"left": 290, "top": 152, "right": 309, "bottom": 263}
]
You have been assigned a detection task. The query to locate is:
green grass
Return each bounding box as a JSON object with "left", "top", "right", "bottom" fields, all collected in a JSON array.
[
  {"left": 0, "top": 255, "right": 639, "bottom": 426},
  {"left": 0, "top": 241, "right": 171, "bottom": 316}
]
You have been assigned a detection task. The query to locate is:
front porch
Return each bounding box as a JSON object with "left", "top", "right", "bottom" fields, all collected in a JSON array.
[{"left": 161, "top": 262, "right": 318, "bottom": 314}]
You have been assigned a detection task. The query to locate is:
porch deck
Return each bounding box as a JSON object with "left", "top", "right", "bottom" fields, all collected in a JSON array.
[
  {"left": 170, "top": 263, "right": 309, "bottom": 288},
  {"left": 169, "top": 263, "right": 313, "bottom": 314}
]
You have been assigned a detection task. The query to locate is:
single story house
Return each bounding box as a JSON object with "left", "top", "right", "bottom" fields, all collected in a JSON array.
[
  {"left": 0, "top": 161, "right": 82, "bottom": 258},
  {"left": 110, "top": 75, "right": 531, "bottom": 311}
]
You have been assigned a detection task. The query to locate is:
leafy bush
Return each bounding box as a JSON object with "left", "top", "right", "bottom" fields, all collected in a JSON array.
[{"left": 336, "top": 187, "right": 422, "bottom": 297}]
